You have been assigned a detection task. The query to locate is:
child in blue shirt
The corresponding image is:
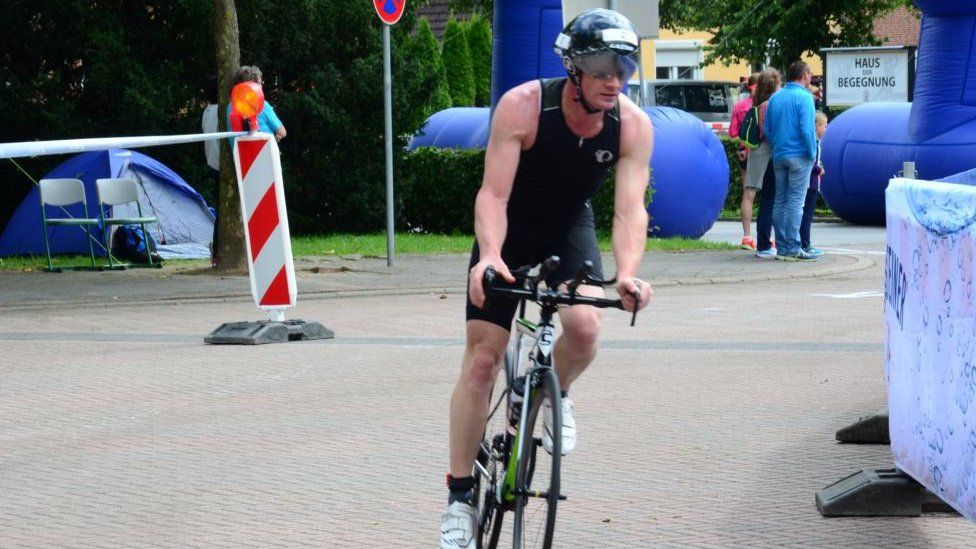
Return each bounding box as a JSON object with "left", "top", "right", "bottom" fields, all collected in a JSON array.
[
  {"left": 800, "top": 112, "right": 828, "bottom": 256},
  {"left": 225, "top": 65, "right": 287, "bottom": 143}
]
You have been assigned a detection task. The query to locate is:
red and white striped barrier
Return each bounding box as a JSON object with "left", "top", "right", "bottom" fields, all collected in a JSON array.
[
  {"left": 0, "top": 125, "right": 326, "bottom": 343},
  {"left": 233, "top": 132, "right": 296, "bottom": 319},
  {"left": 708, "top": 121, "right": 730, "bottom": 135}
]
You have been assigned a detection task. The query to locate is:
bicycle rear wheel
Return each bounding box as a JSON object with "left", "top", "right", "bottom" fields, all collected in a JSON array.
[{"left": 512, "top": 368, "right": 561, "bottom": 549}]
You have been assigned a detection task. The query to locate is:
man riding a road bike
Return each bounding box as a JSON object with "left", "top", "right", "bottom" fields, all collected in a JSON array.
[{"left": 441, "top": 9, "right": 654, "bottom": 548}]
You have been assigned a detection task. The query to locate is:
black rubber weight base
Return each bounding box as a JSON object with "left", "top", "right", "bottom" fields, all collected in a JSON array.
[
  {"left": 835, "top": 413, "right": 890, "bottom": 444},
  {"left": 205, "top": 319, "right": 334, "bottom": 345},
  {"left": 816, "top": 468, "right": 957, "bottom": 517}
]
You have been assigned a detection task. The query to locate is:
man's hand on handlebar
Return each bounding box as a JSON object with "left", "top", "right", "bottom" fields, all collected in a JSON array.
[
  {"left": 469, "top": 257, "right": 514, "bottom": 308},
  {"left": 617, "top": 277, "right": 652, "bottom": 313}
]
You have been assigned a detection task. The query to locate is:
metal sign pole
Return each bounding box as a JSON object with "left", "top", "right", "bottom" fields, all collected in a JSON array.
[{"left": 383, "top": 24, "right": 395, "bottom": 267}]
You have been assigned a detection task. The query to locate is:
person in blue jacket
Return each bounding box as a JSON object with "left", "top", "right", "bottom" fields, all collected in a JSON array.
[{"left": 763, "top": 60, "right": 817, "bottom": 261}]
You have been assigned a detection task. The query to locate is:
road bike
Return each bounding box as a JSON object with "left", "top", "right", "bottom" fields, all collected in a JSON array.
[{"left": 473, "top": 256, "right": 639, "bottom": 549}]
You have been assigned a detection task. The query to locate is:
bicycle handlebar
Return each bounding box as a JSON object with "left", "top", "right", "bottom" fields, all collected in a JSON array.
[{"left": 483, "top": 256, "right": 641, "bottom": 325}]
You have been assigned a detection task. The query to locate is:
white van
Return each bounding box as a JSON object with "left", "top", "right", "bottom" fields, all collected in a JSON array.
[{"left": 626, "top": 80, "right": 739, "bottom": 134}]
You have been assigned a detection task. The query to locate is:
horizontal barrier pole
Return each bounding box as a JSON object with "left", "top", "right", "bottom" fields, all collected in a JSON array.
[{"left": 0, "top": 131, "right": 246, "bottom": 160}]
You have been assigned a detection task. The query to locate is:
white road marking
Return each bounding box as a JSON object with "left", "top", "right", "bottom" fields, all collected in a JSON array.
[
  {"left": 822, "top": 247, "right": 886, "bottom": 255},
  {"left": 810, "top": 291, "right": 884, "bottom": 299}
]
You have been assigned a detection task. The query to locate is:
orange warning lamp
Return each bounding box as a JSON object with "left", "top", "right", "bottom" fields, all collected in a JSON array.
[
  {"left": 229, "top": 81, "right": 264, "bottom": 132},
  {"left": 231, "top": 81, "right": 264, "bottom": 118}
]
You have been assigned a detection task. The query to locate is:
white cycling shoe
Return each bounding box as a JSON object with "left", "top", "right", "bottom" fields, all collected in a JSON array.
[
  {"left": 542, "top": 396, "right": 577, "bottom": 455},
  {"left": 440, "top": 501, "right": 477, "bottom": 548}
]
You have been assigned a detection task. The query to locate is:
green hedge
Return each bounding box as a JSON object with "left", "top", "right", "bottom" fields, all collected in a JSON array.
[
  {"left": 401, "top": 136, "right": 833, "bottom": 234},
  {"left": 399, "top": 147, "right": 633, "bottom": 234},
  {"left": 403, "top": 139, "right": 813, "bottom": 234},
  {"left": 720, "top": 136, "right": 744, "bottom": 212},
  {"left": 398, "top": 147, "right": 482, "bottom": 234}
]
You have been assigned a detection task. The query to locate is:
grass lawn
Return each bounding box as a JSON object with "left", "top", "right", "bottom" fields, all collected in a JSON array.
[
  {"left": 293, "top": 233, "right": 733, "bottom": 255},
  {"left": 1, "top": 233, "right": 733, "bottom": 272},
  {"left": 719, "top": 207, "right": 835, "bottom": 220}
]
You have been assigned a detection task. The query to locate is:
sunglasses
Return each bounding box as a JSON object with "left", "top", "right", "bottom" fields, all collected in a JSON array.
[{"left": 573, "top": 49, "right": 639, "bottom": 82}]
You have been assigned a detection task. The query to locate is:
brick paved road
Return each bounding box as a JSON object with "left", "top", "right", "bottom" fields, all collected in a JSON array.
[{"left": 1, "top": 249, "right": 974, "bottom": 547}]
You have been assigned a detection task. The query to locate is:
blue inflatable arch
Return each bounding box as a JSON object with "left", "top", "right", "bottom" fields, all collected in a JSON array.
[{"left": 821, "top": 0, "right": 976, "bottom": 225}]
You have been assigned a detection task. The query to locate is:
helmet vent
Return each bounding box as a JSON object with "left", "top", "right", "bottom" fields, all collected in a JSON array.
[
  {"left": 601, "top": 28, "right": 638, "bottom": 47},
  {"left": 554, "top": 33, "right": 572, "bottom": 50}
]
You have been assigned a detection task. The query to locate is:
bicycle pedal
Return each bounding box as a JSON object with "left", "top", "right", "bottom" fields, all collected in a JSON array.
[
  {"left": 559, "top": 494, "right": 567, "bottom": 500},
  {"left": 492, "top": 434, "right": 507, "bottom": 452}
]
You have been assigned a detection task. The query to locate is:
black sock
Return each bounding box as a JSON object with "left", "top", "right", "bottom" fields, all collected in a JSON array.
[{"left": 447, "top": 475, "right": 476, "bottom": 505}]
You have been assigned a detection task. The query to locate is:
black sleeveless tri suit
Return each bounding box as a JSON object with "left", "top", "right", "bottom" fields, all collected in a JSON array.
[{"left": 467, "top": 77, "right": 623, "bottom": 329}]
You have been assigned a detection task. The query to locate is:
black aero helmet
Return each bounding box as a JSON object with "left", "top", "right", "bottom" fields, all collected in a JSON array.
[{"left": 554, "top": 8, "right": 640, "bottom": 82}]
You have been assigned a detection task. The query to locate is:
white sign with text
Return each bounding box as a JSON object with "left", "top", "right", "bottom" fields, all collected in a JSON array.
[{"left": 826, "top": 49, "right": 911, "bottom": 106}]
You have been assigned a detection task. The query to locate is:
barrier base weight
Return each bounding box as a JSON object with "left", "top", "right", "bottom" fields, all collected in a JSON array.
[
  {"left": 205, "top": 319, "right": 334, "bottom": 345},
  {"left": 835, "top": 412, "right": 890, "bottom": 444},
  {"left": 816, "top": 468, "right": 956, "bottom": 517}
]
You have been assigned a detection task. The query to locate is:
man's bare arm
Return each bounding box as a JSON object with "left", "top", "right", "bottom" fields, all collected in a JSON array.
[
  {"left": 468, "top": 83, "right": 538, "bottom": 307},
  {"left": 612, "top": 98, "right": 654, "bottom": 310}
]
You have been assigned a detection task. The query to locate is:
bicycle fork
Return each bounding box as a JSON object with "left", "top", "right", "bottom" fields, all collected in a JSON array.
[{"left": 502, "top": 376, "right": 535, "bottom": 502}]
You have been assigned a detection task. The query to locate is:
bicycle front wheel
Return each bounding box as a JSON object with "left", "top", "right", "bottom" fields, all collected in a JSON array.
[
  {"left": 475, "top": 380, "right": 510, "bottom": 548},
  {"left": 512, "top": 368, "right": 561, "bottom": 549}
]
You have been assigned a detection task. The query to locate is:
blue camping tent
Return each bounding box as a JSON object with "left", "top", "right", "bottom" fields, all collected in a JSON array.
[{"left": 0, "top": 149, "right": 215, "bottom": 259}]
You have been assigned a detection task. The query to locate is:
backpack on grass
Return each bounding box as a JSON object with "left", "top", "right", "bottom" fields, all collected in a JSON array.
[{"left": 111, "top": 224, "right": 161, "bottom": 264}]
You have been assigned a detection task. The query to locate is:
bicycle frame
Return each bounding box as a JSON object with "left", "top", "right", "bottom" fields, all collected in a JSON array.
[{"left": 502, "top": 306, "right": 557, "bottom": 503}]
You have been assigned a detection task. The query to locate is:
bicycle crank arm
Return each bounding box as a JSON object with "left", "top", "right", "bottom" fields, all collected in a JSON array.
[{"left": 514, "top": 489, "right": 568, "bottom": 501}]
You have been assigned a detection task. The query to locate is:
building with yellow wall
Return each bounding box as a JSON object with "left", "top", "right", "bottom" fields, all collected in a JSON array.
[{"left": 639, "top": 29, "right": 823, "bottom": 84}]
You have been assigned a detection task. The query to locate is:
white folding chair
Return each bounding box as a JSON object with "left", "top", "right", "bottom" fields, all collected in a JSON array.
[
  {"left": 95, "top": 178, "right": 159, "bottom": 268},
  {"left": 38, "top": 178, "right": 99, "bottom": 271}
]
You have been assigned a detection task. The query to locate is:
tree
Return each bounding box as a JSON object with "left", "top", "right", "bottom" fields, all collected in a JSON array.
[
  {"left": 0, "top": 0, "right": 216, "bottom": 235},
  {"left": 406, "top": 18, "right": 453, "bottom": 119},
  {"left": 212, "top": 0, "right": 247, "bottom": 272},
  {"left": 0, "top": 1, "right": 448, "bottom": 237},
  {"left": 659, "top": 0, "right": 913, "bottom": 70},
  {"left": 229, "top": 0, "right": 439, "bottom": 233},
  {"left": 442, "top": 18, "right": 476, "bottom": 106},
  {"left": 466, "top": 14, "right": 492, "bottom": 107}
]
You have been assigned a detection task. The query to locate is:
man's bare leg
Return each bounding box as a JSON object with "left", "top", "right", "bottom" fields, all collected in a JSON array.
[
  {"left": 741, "top": 187, "right": 757, "bottom": 239},
  {"left": 449, "top": 320, "right": 510, "bottom": 478},
  {"left": 552, "top": 284, "right": 604, "bottom": 391}
]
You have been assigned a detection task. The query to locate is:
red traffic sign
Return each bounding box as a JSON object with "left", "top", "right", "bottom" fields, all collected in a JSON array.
[{"left": 373, "top": 0, "right": 406, "bottom": 25}]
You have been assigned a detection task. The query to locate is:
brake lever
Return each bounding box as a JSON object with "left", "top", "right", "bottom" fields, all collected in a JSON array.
[
  {"left": 482, "top": 266, "right": 497, "bottom": 307},
  {"left": 627, "top": 279, "right": 645, "bottom": 327},
  {"left": 629, "top": 289, "right": 639, "bottom": 327},
  {"left": 568, "top": 261, "right": 592, "bottom": 295},
  {"left": 535, "top": 256, "right": 560, "bottom": 290},
  {"left": 484, "top": 265, "right": 496, "bottom": 287}
]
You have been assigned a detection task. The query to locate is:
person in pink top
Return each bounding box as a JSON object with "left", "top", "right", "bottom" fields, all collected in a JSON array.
[
  {"left": 728, "top": 73, "right": 760, "bottom": 250},
  {"left": 748, "top": 68, "right": 782, "bottom": 259}
]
